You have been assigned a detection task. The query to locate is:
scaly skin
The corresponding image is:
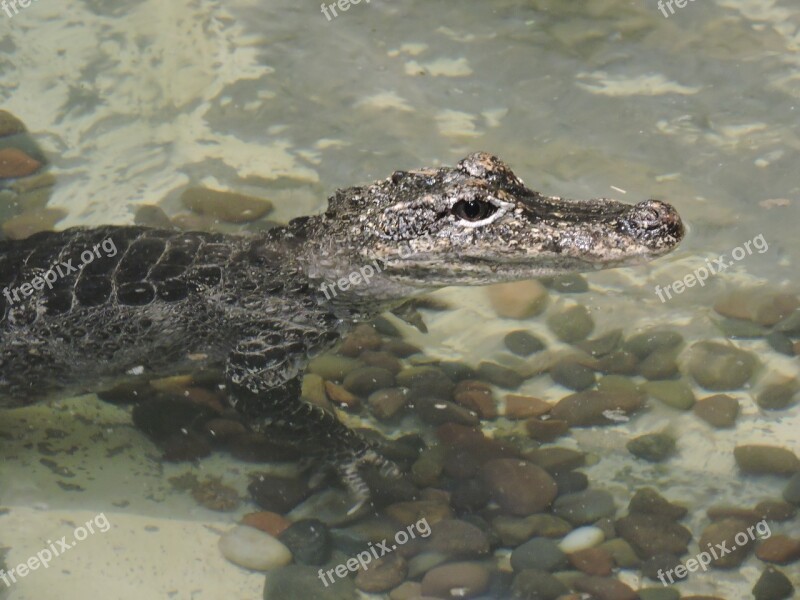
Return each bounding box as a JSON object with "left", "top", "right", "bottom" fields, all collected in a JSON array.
[{"left": 0, "top": 152, "right": 684, "bottom": 506}]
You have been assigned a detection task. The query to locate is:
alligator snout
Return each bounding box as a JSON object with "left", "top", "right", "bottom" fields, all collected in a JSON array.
[{"left": 620, "top": 199, "right": 684, "bottom": 247}]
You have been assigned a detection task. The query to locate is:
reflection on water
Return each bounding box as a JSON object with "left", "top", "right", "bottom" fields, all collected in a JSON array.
[{"left": 0, "top": 0, "right": 798, "bottom": 598}]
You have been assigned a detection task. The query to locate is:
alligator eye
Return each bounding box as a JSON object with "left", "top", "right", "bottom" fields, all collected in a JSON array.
[{"left": 452, "top": 200, "right": 497, "bottom": 222}]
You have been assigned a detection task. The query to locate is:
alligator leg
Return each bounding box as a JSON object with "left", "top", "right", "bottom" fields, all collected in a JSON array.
[{"left": 224, "top": 327, "right": 398, "bottom": 509}]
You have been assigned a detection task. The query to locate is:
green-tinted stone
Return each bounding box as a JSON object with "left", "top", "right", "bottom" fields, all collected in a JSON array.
[
  {"left": 734, "top": 445, "right": 800, "bottom": 476},
  {"left": 576, "top": 329, "right": 623, "bottom": 357},
  {"left": 596, "top": 375, "right": 639, "bottom": 396},
  {"left": 504, "top": 330, "right": 546, "bottom": 356},
  {"left": 752, "top": 566, "right": 794, "bottom": 600},
  {"left": 687, "top": 341, "right": 758, "bottom": 391},
  {"left": 546, "top": 304, "right": 594, "bottom": 343},
  {"left": 624, "top": 329, "right": 683, "bottom": 358},
  {"left": 550, "top": 359, "right": 596, "bottom": 391},
  {"left": 307, "top": 355, "right": 361, "bottom": 381},
  {"left": 643, "top": 380, "right": 696, "bottom": 410},
  {"left": 638, "top": 348, "right": 679, "bottom": 380},
  {"left": 627, "top": 433, "right": 676, "bottom": 463},
  {"left": 639, "top": 588, "right": 680, "bottom": 600},
  {"left": 714, "top": 317, "right": 769, "bottom": 338},
  {"left": 766, "top": 331, "right": 796, "bottom": 356},
  {"left": 757, "top": 381, "right": 799, "bottom": 410},
  {"left": 543, "top": 273, "right": 589, "bottom": 293}
]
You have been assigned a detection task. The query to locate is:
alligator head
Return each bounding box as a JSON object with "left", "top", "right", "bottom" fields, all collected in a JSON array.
[{"left": 295, "top": 152, "right": 684, "bottom": 303}]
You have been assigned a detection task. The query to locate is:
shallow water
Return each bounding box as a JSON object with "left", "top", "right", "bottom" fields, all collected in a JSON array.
[{"left": 1, "top": 0, "right": 798, "bottom": 598}]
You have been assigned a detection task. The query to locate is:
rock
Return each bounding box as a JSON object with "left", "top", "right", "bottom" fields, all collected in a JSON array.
[
  {"left": 596, "top": 374, "right": 640, "bottom": 396},
  {"left": 698, "top": 518, "right": 754, "bottom": 568},
  {"left": 595, "top": 349, "right": 639, "bottom": 374},
  {"left": 569, "top": 547, "right": 614, "bottom": 576},
  {"left": 639, "top": 348, "right": 680, "bottom": 380},
  {"left": 624, "top": 329, "right": 683, "bottom": 358},
  {"left": 559, "top": 526, "right": 605, "bottom": 553},
  {"left": 218, "top": 525, "right": 292, "bottom": 571},
  {"left": 420, "top": 562, "right": 490, "bottom": 599},
  {"left": 766, "top": 332, "right": 796, "bottom": 356},
  {"left": 755, "top": 500, "right": 796, "bottom": 522},
  {"left": 511, "top": 537, "right": 569, "bottom": 572},
  {"left": 715, "top": 316, "right": 769, "bottom": 338},
  {"left": 324, "top": 381, "right": 360, "bottom": 408},
  {"left": 783, "top": 473, "right": 800, "bottom": 505},
  {"left": 342, "top": 366, "right": 395, "bottom": 396},
  {"left": 757, "top": 381, "right": 799, "bottom": 410},
  {"left": 752, "top": 566, "right": 795, "bottom": 600},
  {"left": 428, "top": 519, "right": 490, "bottom": 557},
  {"left": 480, "top": 459, "right": 558, "bottom": 516},
  {"left": 287, "top": 488, "right": 356, "bottom": 526},
  {"left": 241, "top": 512, "right": 290, "bottom": 537},
  {"left": 228, "top": 433, "right": 303, "bottom": 463},
  {"left": 550, "top": 359, "right": 596, "bottom": 391},
  {"left": 278, "top": 519, "right": 331, "bottom": 565},
  {"left": 0, "top": 147, "right": 41, "bottom": 178},
  {"left": 181, "top": 186, "right": 273, "bottom": 223},
  {"left": 1, "top": 207, "right": 65, "bottom": 239},
  {"left": 524, "top": 447, "right": 585, "bottom": 473},
  {"left": 248, "top": 475, "right": 310, "bottom": 513},
  {"left": 307, "top": 355, "right": 361, "bottom": 381},
  {"left": 383, "top": 339, "right": 423, "bottom": 358},
  {"left": 550, "top": 389, "right": 644, "bottom": 426},
  {"left": 504, "top": 330, "right": 546, "bottom": 356},
  {"left": 714, "top": 289, "right": 799, "bottom": 326},
  {"left": 161, "top": 431, "right": 212, "bottom": 462},
  {"left": 641, "top": 553, "right": 684, "bottom": 582},
  {"left": 525, "top": 418, "right": 569, "bottom": 442},
  {"left": 385, "top": 500, "right": 453, "bottom": 527},
  {"left": 755, "top": 535, "right": 800, "bottom": 565},
  {"left": 0, "top": 110, "right": 26, "bottom": 137},
  {"left": 639, "top": 588, "right": 680, "bottom": 600},
  {"left": 263, "top": 565, "right": 356, "bottom": 599},
  {"left": 546, "top": 304, "right": 594, "bottom": 343},
  {"left": 389, "top": 581, "right": 423, "bottom": 600},
  {"left": 693, "top": 394, "right": 739, "bottom": 428},
  {"left": 476, "top": 362, "right": 525, "bottom": 389},
  {"left": 338, "top": 325, "right": 382, "bottom": 356},
  {"left": 396, "top": 366, "right": 454, "bottom": 398},
  {"left": 616, "top": 514, "right": 692, "bottom": 559},
  {"left": 643, "top": 380, "right": 695, "bottom": 410},
  {"left": 628, "top": 488, "right": 687, "bottom": 521},
  {"left": 552, "top": 470, "right": 588, "bottom": 495},
  {"left": 355, "top": 554, "right": 408, "bottom": 593},
  {"left": 415, "top": 397, "right": 479, "bottom": 426},
  {"left": 487, "top": 280, "right": 548, "bottom": 319},
  {"left": 734, "top": 445, "right": 800, "bottom": 476},
  {"left": 509, "top": 568, "right": 568, "bottom": 600},
  {"left": 134, "top": 204, "right": 174, "bottom": 228},
  {"left": 627, "top": 433, "right": 676, "bottom": 463},
  {"left": 687, "top": 341, "right": 758, "bottom": 391},
  {"left": 453, "top": 381, "right": 497, "bottom": 419},
  {"left": 599, "top": 538, "right": 641, "bottom": 568},
  {"left": 492, "top": 514, "right": 572, "bottom": 546},
  {"left": 451, "top": 479, "right": 491, "bottom": 513},
  {"left": 577, "top": 329, "right": 623, "bottom": 358},
  {"left": 573, "top": 576, "right": 638, "bottom": 600},
  {"left": 368, "top": 388, "right": 409, "bottom": 420},
  {"left": 360, "top": 350, "right": 403, "bottom": 374},
  {"left": 552, "top": 489, "right": 616, "bottom": 526},
  {"left": 505, "top": 395, "right": 552, "bottom": 419}
]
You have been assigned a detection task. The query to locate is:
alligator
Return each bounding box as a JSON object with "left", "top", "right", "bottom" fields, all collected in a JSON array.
[{"left": 0, "top": 152, "right": 684, "bottom": 507}]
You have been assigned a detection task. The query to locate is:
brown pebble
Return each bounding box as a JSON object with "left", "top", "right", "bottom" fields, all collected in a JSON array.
[
  {"left": 569, "top": 547, "right": 614, "bottom": 576},
  {"left": 453, "top": 388, "right": 497, "bottom": 419},
  {"left": 355, "top": 554, "right": 408, "bottom": 593},
  {"left": 693, "top": 394, "right": 740, "bottom": 428},
  {"left": 0, "top": 147, "right": 41, "bottom": 178},
  {"left": 324, "top": 381, "right": 360, "bottom": 408},
  {"left": 203, "top": 418, "right": 246, "bottom": 441},
  {"left": 755, "top": 535, "right": 800, "bottom": 564},
  {"left": 240, "top": 511, "right": 290, "bottom": 537},
  {"left": 505, "top": 394, "right": 552, "bottom": 419},
  {"left": 755, "top": 500, "right": 797, "bottom": 522},
  {"left": 525, "top": 417, "right": 569, "bottom": 441},
  {"left": 573, "top": 576, "right": 638, "bottom": 600},
  {"left": 480, "top": 458, "right": 557, "bottom": 516},
  {"left": 714, "top": 289, "right": 799, "bottom": 326},
  {"left": 487, "top": 280, "right": 548, "bottom": 319},
  {"left": 421, "top": 562, "right": 490, "bottom": 599}
]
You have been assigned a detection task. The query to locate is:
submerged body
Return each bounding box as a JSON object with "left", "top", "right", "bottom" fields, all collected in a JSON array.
[{"left": 0, "top": 152, "right": 684, "bottom": 501}]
